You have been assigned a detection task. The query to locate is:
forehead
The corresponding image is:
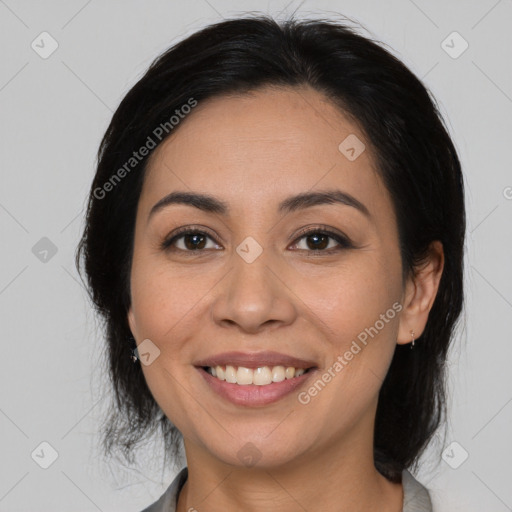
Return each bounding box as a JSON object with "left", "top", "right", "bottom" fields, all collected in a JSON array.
[{"left": 141, "top": 86, "right": 391, "bottom": 220}]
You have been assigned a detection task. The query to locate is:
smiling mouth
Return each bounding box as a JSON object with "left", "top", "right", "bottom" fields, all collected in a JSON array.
[{"left": 200, "top": 364, "right": 315, "bottom": 386}]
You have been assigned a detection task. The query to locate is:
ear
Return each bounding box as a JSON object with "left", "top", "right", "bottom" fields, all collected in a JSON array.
[
  {"left": 127, "top": 306, "right": 137, "bottom": 340},
  {"left": 397, "top": 240, "right": 444, "bottom": 346}
]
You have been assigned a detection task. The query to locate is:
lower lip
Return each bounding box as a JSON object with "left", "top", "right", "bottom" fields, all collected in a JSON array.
[{"left": 197, "top": 367, "right": 317, "bottom": 407}]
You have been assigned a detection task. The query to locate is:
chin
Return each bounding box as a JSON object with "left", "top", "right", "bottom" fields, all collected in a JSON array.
[{"left": 200, "top": 432, "right": 310, "bottom": 470}]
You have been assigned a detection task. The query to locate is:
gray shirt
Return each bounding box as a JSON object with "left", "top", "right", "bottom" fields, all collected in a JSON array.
[{"left": 141, "top": 467, "right": 433, "bottom": 511}]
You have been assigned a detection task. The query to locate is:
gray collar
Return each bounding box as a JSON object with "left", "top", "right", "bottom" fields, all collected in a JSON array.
[
  {"left": 141, "top": 466, "right": 433, "bottom": 512},
  {"left": 402, "top": 469, "right": 433, "bottom": 512}
]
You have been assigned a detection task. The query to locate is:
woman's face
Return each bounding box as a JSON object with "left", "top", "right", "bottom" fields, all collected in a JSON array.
[{"left": 128, "top": 86, "right": 407, "bottom": 468}]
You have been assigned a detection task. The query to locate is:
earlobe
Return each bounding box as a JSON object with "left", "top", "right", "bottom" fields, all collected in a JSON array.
[
  {"left": 127, "top": 307, "right": 136, "bottom": 339},
  {"left": 397, "top": 240, "right": 444, "bottom": 345}
]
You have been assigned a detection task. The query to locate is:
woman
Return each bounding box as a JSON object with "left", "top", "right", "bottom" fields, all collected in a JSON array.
[{"left": 76, "top": 14, "right": 465, "bottom": 512}]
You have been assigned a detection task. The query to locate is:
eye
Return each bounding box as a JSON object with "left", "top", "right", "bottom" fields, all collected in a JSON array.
[
  {"left": 289, "top": 226, "right": 353, "bottom": 253},
  {"left": 161, "top": 227, "right": 222, "bottom": 253}
]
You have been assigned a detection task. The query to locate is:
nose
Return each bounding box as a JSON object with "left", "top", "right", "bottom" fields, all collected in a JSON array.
[{"left": 210, "top": 250, "right": 297, "bottom": 335}]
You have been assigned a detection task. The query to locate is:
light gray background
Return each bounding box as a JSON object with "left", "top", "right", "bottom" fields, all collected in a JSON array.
[{"left": 0, "top": 1, "right": 511, "bottom": 511}]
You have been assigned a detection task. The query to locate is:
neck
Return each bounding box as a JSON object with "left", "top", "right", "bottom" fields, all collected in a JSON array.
[{"left": 176, "top": 416, "right": 403, "bottom": 512}]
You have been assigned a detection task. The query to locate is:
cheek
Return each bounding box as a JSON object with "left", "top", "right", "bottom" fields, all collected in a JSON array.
[
  {"left": 293, "top": 256, "right": 402, "bottom": 399},
  {"left": 130, "top": 256, "right": 199, "bottom": 341},
  {"left": 296, "top": 257, "right": 401, "bottom": 339},
  {"left": 130, "top": 265, "right": 204, "bottom": 432},
  {"left": 295, "top": 276, "right": 400, "bottom": 428}
]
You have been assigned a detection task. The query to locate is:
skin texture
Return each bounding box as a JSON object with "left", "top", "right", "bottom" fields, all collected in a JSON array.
[{"left": 127, "top": 85, "right": 444, "bottom": 512}]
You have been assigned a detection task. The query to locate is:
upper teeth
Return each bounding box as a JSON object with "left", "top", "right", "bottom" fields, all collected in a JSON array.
[{"left": 207, "top": 365, "right": 307, "bottom": 385}]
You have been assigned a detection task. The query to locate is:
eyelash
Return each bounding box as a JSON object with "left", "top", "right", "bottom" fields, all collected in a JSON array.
[{"left": 160, "top": 225, "right": 354, "bottom": 256}]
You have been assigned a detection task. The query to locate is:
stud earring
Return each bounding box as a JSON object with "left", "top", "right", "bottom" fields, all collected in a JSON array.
[{"left": 127, "top": 335, "right": 139, "bottom": 362}]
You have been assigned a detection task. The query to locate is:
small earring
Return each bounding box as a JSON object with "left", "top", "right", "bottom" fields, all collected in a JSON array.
[
  {"left": 127, "top": 335, "right": 139, "bottom": 363},
  {"left": 410, "top": 330, "right": 415, "bottom": 349}
]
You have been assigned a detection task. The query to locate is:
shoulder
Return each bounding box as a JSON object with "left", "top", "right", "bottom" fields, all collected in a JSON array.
[
  {"left": 402, "top": 469, "right": 434, "bottom": 512},
  {"left": 140, "top": 467, "right": 188, "bottom": 512}
]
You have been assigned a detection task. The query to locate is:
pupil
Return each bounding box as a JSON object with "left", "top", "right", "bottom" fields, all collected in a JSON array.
[
  {"left": 185, "top": 234, "right": 206, "bottom": 250},
  {"left": 307, "top": 233, "right": 328, "bottom": 250}
]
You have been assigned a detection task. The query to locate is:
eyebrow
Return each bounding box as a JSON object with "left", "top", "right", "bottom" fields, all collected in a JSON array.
[{"left": 148, "top": 188, "right": 371, "bottom": 222}]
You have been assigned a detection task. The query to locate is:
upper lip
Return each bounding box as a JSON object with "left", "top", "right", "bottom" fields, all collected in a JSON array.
[{"left": 194, "top": 351, "right": 317, "bottom": 369}]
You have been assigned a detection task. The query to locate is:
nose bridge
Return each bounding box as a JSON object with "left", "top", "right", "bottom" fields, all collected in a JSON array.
[
  {"left": 233, "top": 241, "right": 274, "bottom": 298},
  {"left": 211, "top": 240, "right": 296, "bottom": 333}
]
